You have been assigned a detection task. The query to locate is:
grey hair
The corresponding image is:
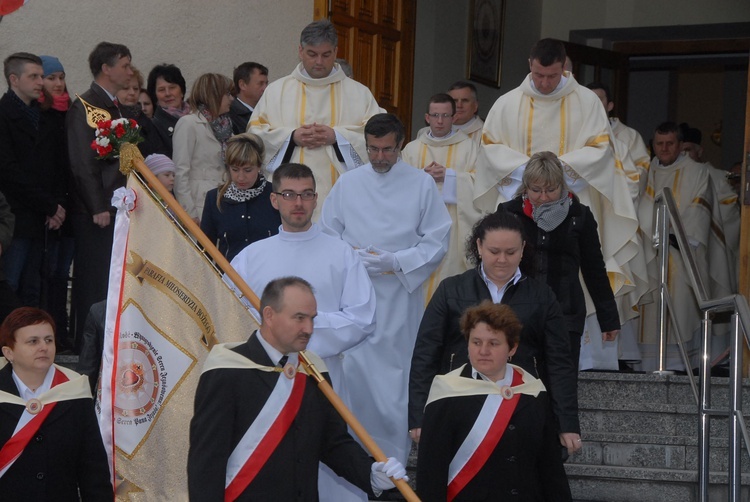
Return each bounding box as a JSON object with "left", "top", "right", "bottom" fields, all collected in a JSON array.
[
  {"left": 300, "top": 20, "right": 338, "bottom": 47},
  {"left": 515, "top": 151, "right": 571, "bottom": 198}
]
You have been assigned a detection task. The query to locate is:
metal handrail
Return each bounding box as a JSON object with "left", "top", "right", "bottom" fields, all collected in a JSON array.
[{"left": 653, "top": 188, "right": 750, "bottom": 502}]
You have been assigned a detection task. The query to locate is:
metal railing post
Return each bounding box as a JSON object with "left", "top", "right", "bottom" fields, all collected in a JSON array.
[
  {"left": 729, "top": 312, "right": 742, "bottom": 502},
  {"left": 656, "top": 197, "right": 672, "bottom": 374},
  {"left": 648, "top": 189, "right": 750, "bottom": 499},
  {"left": 699, "top": 311, "right": 711, "bottom": 502}
]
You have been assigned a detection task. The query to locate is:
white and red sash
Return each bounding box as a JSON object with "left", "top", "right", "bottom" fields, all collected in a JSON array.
[
  {"left": 224, "top": 370, "right": 306, "bottom": 501},
  {"left": 0, "top": 364, "right": 92, "bottom": 478},
  {"left": 425, "top": 364, "right": 545, "bottom": 502},
  {"left": 200, "top": 342, "right": 327, "bottom": 502}
]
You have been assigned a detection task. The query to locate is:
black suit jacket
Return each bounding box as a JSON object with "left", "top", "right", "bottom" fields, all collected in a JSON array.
[
  {"left": 0, "top": 364, "right": 111, "bottom": 501},
  {"left": 188, "top": 333, "right": 374, "bottom": 501},
  {"left": 416, "top": 365, "right": 572, "bottom": 502},
  {"left": 65, "top": 83, "right": 125, "bottom": 216},
  {"left": 150, "top": 106, "right": 179, "bottom": 158},
  {"left": 0, "top": 91, "right": 66, "bottom": 239},
  {"left": 229, "top": 98, "right": 252, "bottom": 135}
]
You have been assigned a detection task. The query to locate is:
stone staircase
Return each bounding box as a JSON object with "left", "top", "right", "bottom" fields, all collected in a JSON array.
[{"left": 568, "top": 371, "right": 750, "bottom": 502}]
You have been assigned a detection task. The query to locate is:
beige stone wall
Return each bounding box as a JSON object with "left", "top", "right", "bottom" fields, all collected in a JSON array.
[{"left": 0, "top": 0, "right": 311, "bottom": 96}]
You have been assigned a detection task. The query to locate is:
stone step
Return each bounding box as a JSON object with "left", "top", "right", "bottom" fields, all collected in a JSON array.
[
  {"left": 573, "top": 433, "right": 750, "bottom": 472},
  {"left": 578, "top": 399, "right": 749, "bottom": 438},
  {"left": 565, "top": 464, "right": 750, "bottom": 502},
  {"left": 578, "top": 372, "right": 750, "bottom": 409}
]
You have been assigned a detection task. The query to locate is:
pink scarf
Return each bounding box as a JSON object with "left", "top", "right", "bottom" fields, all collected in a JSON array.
[{"left": 38, "top": 92, "right": 70, "bottom": 112}]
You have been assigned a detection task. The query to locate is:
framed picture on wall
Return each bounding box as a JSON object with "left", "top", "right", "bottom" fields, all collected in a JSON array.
[{"left": 468, "top": 0, "right": 505, "bottom": 87}]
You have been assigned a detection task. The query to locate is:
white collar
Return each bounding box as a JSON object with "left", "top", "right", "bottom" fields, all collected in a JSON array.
[
  {"left": 471, "top": 363, "right": 514, "bottom": 387},
  {"left": 277, "top": 223, "right": 320, "bottom": 241},
  {"left": 529, "top": 75, "right": 568, "bottom": 96},
  {"left": 94, "top": 82, "right": 118, "bottom": 103},
  {"left": 12, "top": 364, "right": 55, "bottom": 400},
  {"left": 236, "top": 97, "right": 254, "bottom": 112},
  {"left": 479, "top": 264, "right": 522, "bottom": 292},
  {"left": 299, "top": 66, "right": 338, "bottom": 79},
  {"left": 427, "top": 128, "right": 456, "bottom": 141},
  {"left": 255, "top": 330, "right": 294, "bottom": 367},
  {"left": 455, "top": 116, "right": 478, "bottom": 131}
]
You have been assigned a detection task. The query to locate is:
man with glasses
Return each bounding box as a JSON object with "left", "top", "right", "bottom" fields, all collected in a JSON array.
[
  {"left": 320, "top": 113, "right": 452, "bottom": 471},
  {"left": 229, "top": 162, "right": 376, "bottom": 501},
  {"left": 402, "top": 93, "right": 482, "bottom": 301},
  {"left": 249, "top": 20, "right": 382, "bottom": 219}
]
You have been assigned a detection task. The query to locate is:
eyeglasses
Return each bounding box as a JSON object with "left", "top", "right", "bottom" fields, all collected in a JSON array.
[
  {"left": 274, "top": 190, "right": 317, "bottom": 201},
  {"left": 427, "top": 113, "right": 454, "bottom": 119},
  {"left": 366, "top": 146, "right": 399, "bottom": 155},
  {"left": 527, "top": 186, "right": 561, "bottom": 195}
]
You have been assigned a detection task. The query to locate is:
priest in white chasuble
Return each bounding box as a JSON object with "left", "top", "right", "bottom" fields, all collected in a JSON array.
[
  {"left": 448, "top": 81, "right": 484, "bottom": 146},
  {"left": 402, "top": 93, "right": 482, "bottom": 302},
  {"left": 638, "top": 122, "right": 735, "bottom": 371},
  {"left": 474, "top": 38, "right": 648, "bottom": 332},
  {"left": 249, "top": 19, "right": 383, "bottom": 220}
]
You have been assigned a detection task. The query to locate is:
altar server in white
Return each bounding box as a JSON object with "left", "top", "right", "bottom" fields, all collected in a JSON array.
[{"left": 320, "top": 113, "right": 452, "bottom": 466}]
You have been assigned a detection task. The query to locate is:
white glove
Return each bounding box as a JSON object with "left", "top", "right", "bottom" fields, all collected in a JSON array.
[
  {"left": 370, "top": 456, "right": 408, "bottom": 496},
  {"left": 357, "top": 246, "right": 399, "bottom": 275}
]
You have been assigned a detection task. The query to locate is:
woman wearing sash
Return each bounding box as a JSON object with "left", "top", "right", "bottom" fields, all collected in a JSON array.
[
  {"left": 0, "top": 307, "right": 111, "bottom": 500},
  {"left": 409, "top": 212, "right": 581, "bottom": 457},
  {"left": 416, "top": 302, "right": 570, "bottom": 501}
]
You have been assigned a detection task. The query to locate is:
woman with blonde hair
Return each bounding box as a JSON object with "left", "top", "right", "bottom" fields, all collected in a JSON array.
[
  {"left": 497, "top": 150, "right": 619, "bottom": 367},
  {"left": 200, "top": 133, "right": 280, "bottom": 260},
  {"left": 173, "top": 73, "right": 235, "bottom": 222}
]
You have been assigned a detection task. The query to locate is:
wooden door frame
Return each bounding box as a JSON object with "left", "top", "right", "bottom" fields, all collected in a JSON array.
[
  {"left": 563, "top": 41, "right": 629, "bottom": 120},
  {"left": 313, "top": 0, "right": 416, "bottom": 138}
]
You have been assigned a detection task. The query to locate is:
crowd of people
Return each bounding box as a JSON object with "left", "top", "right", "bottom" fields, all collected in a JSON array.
[{"left": 0, "top": 16, "right": 741, "bottom": 500}]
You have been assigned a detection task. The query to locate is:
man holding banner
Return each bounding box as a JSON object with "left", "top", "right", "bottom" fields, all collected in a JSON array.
[
  {"left": 187, "top": 277, "right": 406, "bottom": 501},
  {"left": 229, "top": 162, "right": 376, "bottom": 501}
]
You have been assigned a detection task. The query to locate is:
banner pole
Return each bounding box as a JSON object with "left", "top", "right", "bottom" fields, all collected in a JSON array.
[
  {"left": 120, "top": 144, "right": 418, "bottom": 500},
  {"left": 298, "top": 352, "right": 420, "bottom": 501},
  {"left": 119, "top": 144, "right": 259, "bottom": 310}
]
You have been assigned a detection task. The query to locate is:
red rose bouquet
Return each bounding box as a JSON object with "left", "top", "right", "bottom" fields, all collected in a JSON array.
[{"left": 90, "top": 118, "right": 144, "bottom": 160}]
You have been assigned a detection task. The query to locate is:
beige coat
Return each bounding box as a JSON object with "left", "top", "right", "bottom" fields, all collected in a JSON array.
[{"left": 173, "top": 112, "right": 225, "bottom": 219}]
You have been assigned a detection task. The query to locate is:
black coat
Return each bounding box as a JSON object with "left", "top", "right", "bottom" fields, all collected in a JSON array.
[
  {"left": 66, "top": 83, "right": 125, "bottom": 216},
  {"left": 150, "top": 106, "right": 179, "bottom": 158},
  {"left": 0, "top": 365, "right": 111, "bottom": 501},
  {"left": 0, "top": 191, "right": 13, "bottom": 282},
  {"left": 499, "top": 197, "right": 620, "bottom": 335},
  {"left": 229, "top": 98, "right": 252, "bottom": 135},
  {"left": 0, "top": 91, "right": 66, "bottom": 239},
  {"left": 200, "top": 181, "right": 280, "bottom": 261},
  {"left": 408, "top": 269, "right": 579, "bottom": 433},
  {"left": 416, "top": 365, "right": 571, "bottom": 502},
  {"left": 117, "top": 104, "right": 169, "bottom": 158},
  {"left": 188, "top": 333, "right": 375, "bottom": 501}
]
